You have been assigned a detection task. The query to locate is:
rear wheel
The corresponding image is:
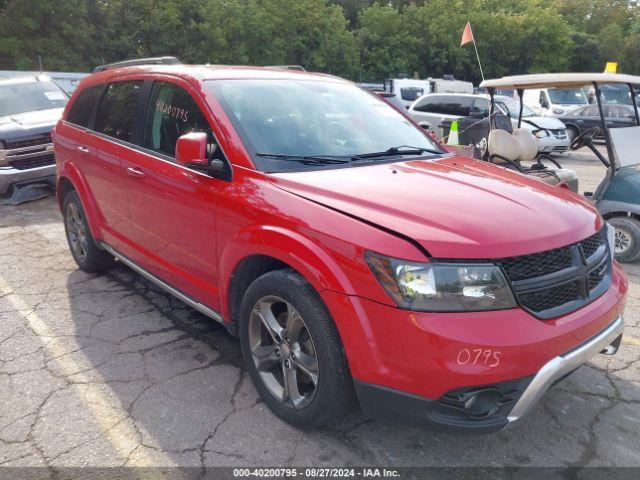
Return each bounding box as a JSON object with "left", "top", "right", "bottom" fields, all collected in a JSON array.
[
  {"left": 63, "top": 190, "right": 115, "bottom": 272},
  {"left": 239, "top": 269, "right": 354, "bottom": 428},
  {"left": 608, "top": 217, "right": 640, "bottom": 263}
]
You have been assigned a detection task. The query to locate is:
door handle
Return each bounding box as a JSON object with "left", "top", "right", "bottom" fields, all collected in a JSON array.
[
  {"left": 77, "top": 145, "right": 90, "bottom": 153},
  {"left": 126, "top": 167, "right": 145, "bottom": 179}
]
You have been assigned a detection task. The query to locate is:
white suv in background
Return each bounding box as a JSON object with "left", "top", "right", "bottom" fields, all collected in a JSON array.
[{"left": 408, "top": 93, "right": 570, "bottom": 153}]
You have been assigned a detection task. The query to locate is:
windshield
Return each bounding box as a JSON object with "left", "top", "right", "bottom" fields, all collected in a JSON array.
[
  {"left": 547, "top": 88, "right": 587, "bottom": 105},
  {"left": 0, "top": 80, "right": 68, "bottom": 117},
  {"left": 497, "top": 98, "right": 536, "bottom": 118},
  {"left": 206, "top": 79, "right": 440, "bottom": 171}
]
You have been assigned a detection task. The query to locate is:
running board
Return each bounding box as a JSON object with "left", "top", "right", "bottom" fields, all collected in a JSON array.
[{"left": 100, "top": 242, "right": 224, "bottom": 324}]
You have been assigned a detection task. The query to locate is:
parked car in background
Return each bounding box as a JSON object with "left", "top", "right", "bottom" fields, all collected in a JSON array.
[
  {"left": 0, "top": 75, "right": 68, "bottom": 197},
  {"left": 408, "top": 93, "right": 490, "bottom": 133},
  {"left": 409, "top": 93, "right": 569, "bottom": 153},
  {"left": 54, "top": 59, "right": 626, "bottom": 433},
  {"left": 556, "top": 104, "right": 637, "bottom": 142},
  {"left": 0, "top": 70, "right": 88, "bottom": 95},
  {"left": 494, "top": 95, "right": 570, "bottom": 153},
  {"left": 523, "top": 87, "right": 589, "bottom": 116}
]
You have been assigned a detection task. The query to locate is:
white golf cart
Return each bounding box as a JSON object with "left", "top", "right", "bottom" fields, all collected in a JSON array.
[{"left": 480, "top": 73, "right": 640, "bottom": 262}]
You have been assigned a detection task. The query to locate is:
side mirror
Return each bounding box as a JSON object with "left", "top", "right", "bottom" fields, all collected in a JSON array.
[
  {"left": 175, "top": 132, "right": 224, "bottom": 176},
  {"left": 540, "top": 99, "right": 549, "bottom": 109}
]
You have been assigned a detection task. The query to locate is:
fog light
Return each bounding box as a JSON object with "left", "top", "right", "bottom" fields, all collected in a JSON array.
[{"left": 464, "top": 394, "right": 477, "bottom": 409}]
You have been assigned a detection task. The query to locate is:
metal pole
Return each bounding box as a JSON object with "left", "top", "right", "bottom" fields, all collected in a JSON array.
[
  {"left": 472, "top": 39, "right": 485, "bottom": 83},
  {"left": 629, "top": 83, "right": 640, "bottom": 126},
  {"left": 594, "top": 82, "right": 616, "bottom": 169},
  {"left": 517, "top": 88, "right": 524, "bottom": 128},
  {"left": 488, "top": 88, "right": 495, "bottom": 131}
]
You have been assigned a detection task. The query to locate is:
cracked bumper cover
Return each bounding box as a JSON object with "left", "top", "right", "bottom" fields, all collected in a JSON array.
[{"left": 354, "top": 316, "right": 623, "bottom": 434}]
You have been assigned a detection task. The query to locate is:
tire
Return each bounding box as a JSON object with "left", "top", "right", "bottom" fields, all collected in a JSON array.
[
  {"left": 239, "top": 269, "right": 355, "bottom": 428},
  {"left": 566, "top": 126, "right": 579, "bottom": 144},
  {"left": 63, "top": 190, "right": 115, "bottom": 272},
  {"left": 608, "top": 217, "right": 640, "bottom": 263}
]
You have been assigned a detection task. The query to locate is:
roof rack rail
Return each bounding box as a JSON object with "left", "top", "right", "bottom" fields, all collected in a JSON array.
[
  {"left": 265, "top": 65, "right": 306, "bottom": 71},
  {"left": 93, "top": 56, "right": 181, "bottom": 73}
]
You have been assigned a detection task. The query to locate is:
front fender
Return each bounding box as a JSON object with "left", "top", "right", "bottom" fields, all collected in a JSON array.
[{"left": 218, "top": 224, "right": 356, "bottom": 321}]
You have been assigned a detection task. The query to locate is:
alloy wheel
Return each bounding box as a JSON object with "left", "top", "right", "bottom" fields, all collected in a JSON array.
[
  {"left": 66, "top": 202, "right": 88, "bottom": 262},
  {"left": 248, "top": 295, "right": 319, "bottom": 409},
  {"left": 614, "top": 227, "right": 631, "bottom": 255}
]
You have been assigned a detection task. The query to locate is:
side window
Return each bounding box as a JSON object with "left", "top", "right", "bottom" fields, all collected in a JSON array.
[
  {"left": 94, "top": 81, "right": 143, "bottom": 142},
  {"left": 444, "top": 96, "right": 473, "bottom": 116},
  {"left": 66, "top": 85, "right": 104, "bottom": 128},
  {"left": 413, "top": 97, "right": 436, "bottom": 113},
  {"left": 471, "top": 98, "right": 490, "bottom": 117},
  {"left": 142, "top": 81, "right": 214, "bottom": 158}
]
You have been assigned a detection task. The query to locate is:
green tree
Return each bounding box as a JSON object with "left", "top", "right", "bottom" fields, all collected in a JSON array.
[{"left": 357, "top": 4, "right": 413, "bottom": 80}]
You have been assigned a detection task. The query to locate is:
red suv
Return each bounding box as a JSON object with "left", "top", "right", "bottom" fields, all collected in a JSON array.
[{"left": 53, "top": 58, "right": 627, "bottom": 433}]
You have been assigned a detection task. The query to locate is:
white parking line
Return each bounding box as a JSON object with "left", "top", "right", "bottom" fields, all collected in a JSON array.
[
  {"left": 624, "top": 335, "right": 640, "bottom": 347},
  {"left": 0, "top": 275, "right": 178, "bottom": 473}
]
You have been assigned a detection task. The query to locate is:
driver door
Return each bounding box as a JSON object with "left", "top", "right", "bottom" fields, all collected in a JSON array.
[{"left": 123, "top": 79, "right": 226, "bottom": 311}]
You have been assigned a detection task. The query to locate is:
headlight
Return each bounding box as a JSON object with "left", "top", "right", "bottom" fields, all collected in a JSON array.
[
  {"left": 606, "top": 223, "right": 616, "bottom": 260},
  {"left": 533, "top": 129, "right": 550, "bottom": 138},
  {"left": 553, "top": 108, "right": 564, "bottom": 115},
  {"left": 365, "top": 252, "right": 517, "bottom": 312}
]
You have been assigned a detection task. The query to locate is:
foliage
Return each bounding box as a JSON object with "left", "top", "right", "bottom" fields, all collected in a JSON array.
[{"left": 0, "top": 0, "right": 638, "bottom": 83}]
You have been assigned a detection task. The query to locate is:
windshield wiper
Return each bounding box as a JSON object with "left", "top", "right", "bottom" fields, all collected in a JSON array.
[
  {"left": 256, "top": 152, "right": 350, "bottom": 165},
  {"left": 351, "top": 145, "right": 442, "bottom": 161}
]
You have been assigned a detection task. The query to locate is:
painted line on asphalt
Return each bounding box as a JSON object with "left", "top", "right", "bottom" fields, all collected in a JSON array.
[
  {"left": 0, "top": 275, "right": 178, "bottom": 473},
  {"left": 624, "top": 335, "right": 640, "bottom": 346}
]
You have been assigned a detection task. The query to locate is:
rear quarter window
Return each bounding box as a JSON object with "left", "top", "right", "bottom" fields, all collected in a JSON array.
[
  {"left": 414, "top": 96, "right": 473, "bottom": 116},
  {"left": 66, "top": 85, "right": 104, "bottom": 128},
  {"left": 94, "top": 81, "right": 143, "bottom": 142}
]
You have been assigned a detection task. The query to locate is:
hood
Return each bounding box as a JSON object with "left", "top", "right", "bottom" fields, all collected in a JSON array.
[
  {"left": 0, "top": 108, "right": 63, "bottom": 138},
  {"left": 268, "top": 157, "right": 601, "bottom": 259},
  {"left": 521, "top": 116, "right": 566, "bottom": 130}
]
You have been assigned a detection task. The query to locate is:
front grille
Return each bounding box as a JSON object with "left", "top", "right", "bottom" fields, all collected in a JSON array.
[
  {"left": 499, "top": 246, "right": 573, "bottom": 281},
  {"left": 588, "top": 259, "right": 608, "bottom": 290},
  {"left": 8, "top": 153, "right": 55, "bottom": 170},
  {"left": 4, "top": 134, "right": 51, "bottom": 150},
  {"left": 580, "top": 232, "right": 603, "bottom": 259},
  {"left": 518, "top": 281, "right": 580, "bottom": 313},
  {"left": 497, "top": 229, "right": 611, "bottom": 319}
]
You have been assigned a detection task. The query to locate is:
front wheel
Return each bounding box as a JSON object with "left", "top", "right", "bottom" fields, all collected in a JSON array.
[
  {"left": 608, "top": 217, "right": 640, "bottom": 263},
  {"left": 239, "top": 269, "right": 355, "bottom": 428}
]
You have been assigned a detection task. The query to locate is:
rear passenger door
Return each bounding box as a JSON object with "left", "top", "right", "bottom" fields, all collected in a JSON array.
[
  {"left": 122, "top": 79, "right": 227, "bottom": 310},
  {"left": 66, "top": 81, "right": 143, "bottom": 248}
]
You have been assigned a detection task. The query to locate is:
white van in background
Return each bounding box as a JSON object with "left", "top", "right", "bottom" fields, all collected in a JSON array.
[
  {"left": 523, "top": 87, "right": 588, "bottom": 116},
  {"left": 383, "top": 78, "right": 431, "bottom": 109},
  {"left": 384, "top": 75, "right": 474, "bottom": 109}
]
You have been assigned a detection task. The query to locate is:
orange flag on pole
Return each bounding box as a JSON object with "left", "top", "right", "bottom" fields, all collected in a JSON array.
[{"left": 460, "top": 21, "right": 474, "bottom": 47}]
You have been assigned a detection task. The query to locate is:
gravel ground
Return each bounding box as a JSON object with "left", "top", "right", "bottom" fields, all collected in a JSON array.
[{"left": 0, "top": 148, "right": 639, "bottom": 473}]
